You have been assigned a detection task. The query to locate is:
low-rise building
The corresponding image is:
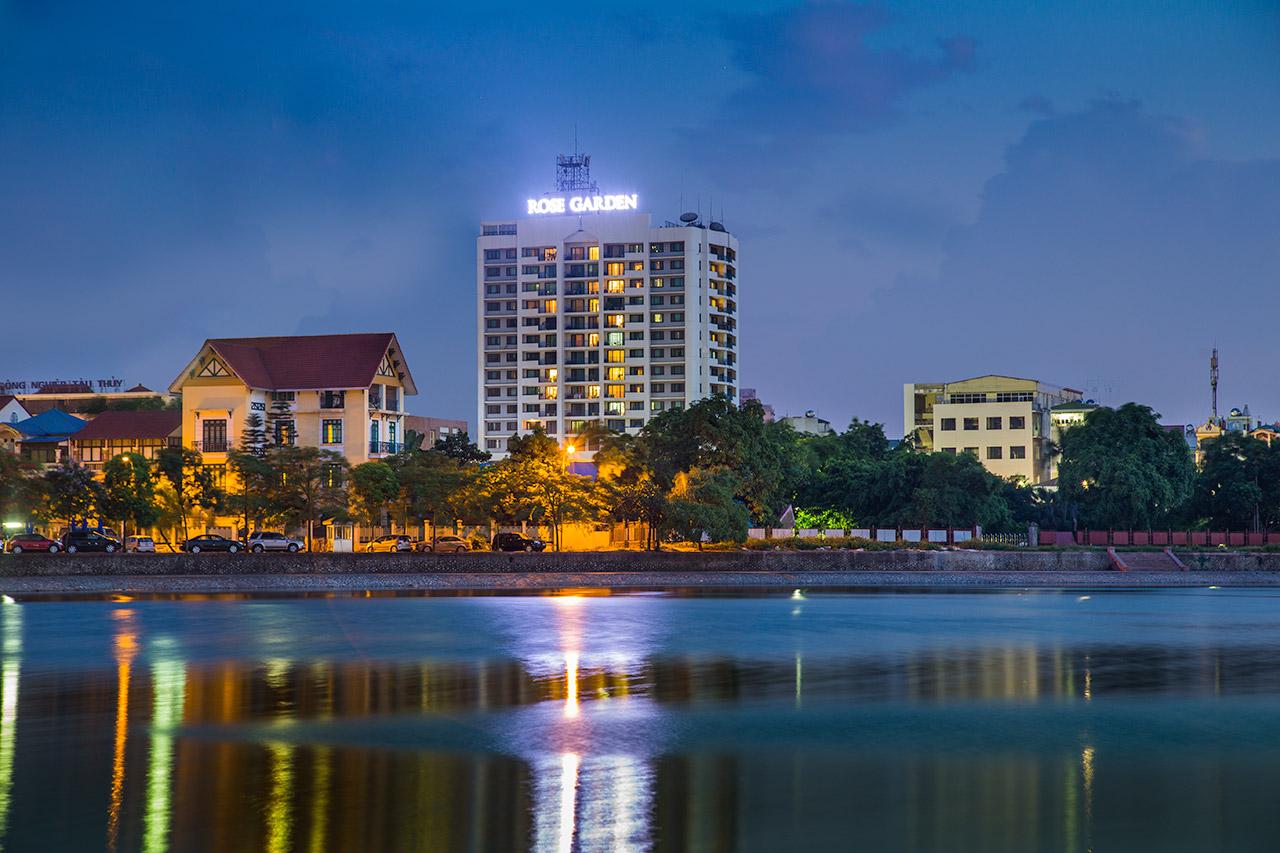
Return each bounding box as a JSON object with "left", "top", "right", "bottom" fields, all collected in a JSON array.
[
  {"left": 13, "top": 384, "right": 174, "bottom": 416},
  {"left": 70, "top": 410, "right": 181, "bottom": 472},
  {"left": 904, "top": 375, "right": 1083, "bottom": 484},
  {"left": 779, "top": 410, "right": 834, "bottom": 436},
  {"left": 169, "top": 334, "right": 419, "bottom": 477},
  {"left": 12, "top": 408, "right": 87, "bottom": 465},
  {"left": 404, "top": 415, "right": 468, "bottom": 448}
]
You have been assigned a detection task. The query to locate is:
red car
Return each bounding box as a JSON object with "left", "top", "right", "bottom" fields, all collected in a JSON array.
[{"left": 4, "top": 533, "right": 60, "bottom": 554}]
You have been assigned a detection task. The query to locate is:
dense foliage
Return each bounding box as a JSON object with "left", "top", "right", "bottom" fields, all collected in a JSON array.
[{"left": 1, "top": 396, "right": 1275, "bottom": 547}]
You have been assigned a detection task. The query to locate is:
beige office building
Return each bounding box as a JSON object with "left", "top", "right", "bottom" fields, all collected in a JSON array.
[{"left": 904, "top": 375, "right": 1083, "bottom": 485}]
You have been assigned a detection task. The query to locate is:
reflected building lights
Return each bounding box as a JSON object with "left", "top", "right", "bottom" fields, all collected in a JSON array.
[
  {"left": 265, "top": 742, "right": 294, "bottom": 853},
  {"left": 308, "top": 747, "right": 331, "bottom": 853},
  {"left": 143, "top": 641, "right": 186, "bottom": 853},
  {"left": 558, "top": 753, "right": 579, "bottom": 853},
  {"left": 564, "top": 653, "right": 580, "bottom": 719},
  {"left": 0, "top": 603, "right": 20, "bottom": 846},
  {"left": 108, "top": 610, "right": 138, "bottom": 852}
]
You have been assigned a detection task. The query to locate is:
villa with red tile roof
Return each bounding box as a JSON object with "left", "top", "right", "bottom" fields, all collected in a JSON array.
[{"left": 168, "top": 333, "right": 418, "bottom": 478}]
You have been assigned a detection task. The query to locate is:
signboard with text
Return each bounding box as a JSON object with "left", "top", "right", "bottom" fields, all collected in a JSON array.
[{"left": 0, "top": 378, "right": 127, "bottom": 393}]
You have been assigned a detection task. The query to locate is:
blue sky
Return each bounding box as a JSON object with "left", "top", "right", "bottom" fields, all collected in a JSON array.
[{"left": 1, "top": 1, "right": 1277, "bottom": 433}]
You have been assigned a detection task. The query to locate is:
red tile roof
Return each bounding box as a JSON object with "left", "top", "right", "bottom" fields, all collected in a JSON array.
[
  {"left": 0, "top": 395, "right": 14, "bottom": 408},
  {"left": 74, "top": 410, "right": 181, "bottom": 440},
  {"left": 198, "top": 333, "right": 416, "bottom": 394}
]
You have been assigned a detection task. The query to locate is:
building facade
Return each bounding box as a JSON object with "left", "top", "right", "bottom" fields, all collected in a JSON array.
[
  {"left": 779, "top": 410, "right": 834, "bottom": 436},
  {"left": 904, "top": 375, "right": 1083, "bottom": 485},
  {"left": 169, "top": 333, "right": 418, "bottom": 485},
  {"left": 477, "top": 200, "right": 738, "bottom": 459},
  {"left": 70, "top": 410, "right": 181, "bottom": 472},
  {"left": 403, "top": 415, "right": 468, "bottom": 448}
]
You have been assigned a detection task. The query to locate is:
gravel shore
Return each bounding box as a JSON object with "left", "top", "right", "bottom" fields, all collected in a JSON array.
[{"left": 3, "top": 570, "right": 1279, "bottom": 596}]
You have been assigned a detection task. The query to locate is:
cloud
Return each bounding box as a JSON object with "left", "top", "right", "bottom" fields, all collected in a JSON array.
[
  {"left": 822, "top": 189, "right": 960, "bottom": 247},
  {"left": 1016, "top": 94, "right": 1055, "bottom": 116},
  {"left": 881, "top": 99, "right": 1280, "bottom": 422},
  {"left": 720, "top": 2, "right": 976, "bottom": 136}
]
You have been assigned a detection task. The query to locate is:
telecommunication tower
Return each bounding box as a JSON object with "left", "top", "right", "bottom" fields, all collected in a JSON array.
[{"left": 1210, "top": 348, "right": 1219, "bottom": 421}]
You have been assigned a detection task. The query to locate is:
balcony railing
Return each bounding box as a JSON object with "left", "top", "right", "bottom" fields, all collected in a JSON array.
[
  {"left": 369, "top": 440, "right": 403, "bottom": 455},
  {"left": 193, "top": 440, "right": 228, "bottom": 453}
]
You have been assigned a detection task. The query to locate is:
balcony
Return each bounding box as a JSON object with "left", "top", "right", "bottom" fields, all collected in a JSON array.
[
  {"left": 193, "top": 440, "right": 228, "bottom": 453},
  {"left": 369, "top": 440, "right": 402, "bottom": 455}
]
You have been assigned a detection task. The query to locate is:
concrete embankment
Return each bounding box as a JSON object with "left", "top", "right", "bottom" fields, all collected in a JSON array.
[{"left": 1, "top": 549, "right": 1278, "bottom": 595}]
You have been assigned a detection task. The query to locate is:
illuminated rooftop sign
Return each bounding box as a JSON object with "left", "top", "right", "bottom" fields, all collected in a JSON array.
[{"left": 527, "top": 193, "right": 638, "bottom": 215}]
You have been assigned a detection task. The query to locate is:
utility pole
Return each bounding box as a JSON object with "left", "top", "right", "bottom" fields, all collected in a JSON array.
[{"left": 1210, "top": 348, "right": 1219, "bottom": 422}]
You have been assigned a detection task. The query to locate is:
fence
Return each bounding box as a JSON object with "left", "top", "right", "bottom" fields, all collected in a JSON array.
[
  {"left": 748, "top": 526, "right": 982, "bottom": 545},
  {"left": 1040, "top": 529, "right": 1280, "bottom": 547}
]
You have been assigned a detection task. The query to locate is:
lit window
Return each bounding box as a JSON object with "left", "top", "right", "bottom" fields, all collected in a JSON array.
[
  {"left": 607, "top": 367, "right": 625, "bottom": 381},
  {"left": 544, "top": 299, "right": 557, "bottom": 313},
  {"left": 543, "top": 386, "right": 559, "bottom": 399},
  {"left": 321, "top": 419, "right": 343, "bottom": 444},
  {"left": 546, "top": 368, "right": 558, "bottom": 381},
  {"left": 587, "top": 333, "right": 600, "bottom": 347},
  {"left": 606, "top": 262, "right": 624, "bottom": 276},
  {"left": 652, "top": 313, "right": 664, "bottom": 323},
  {"left": 606, "top": 279, "right": 625, "bottom": 293},
  {"left": 587, "top": 386, "right": 601, "bottom": 398},
  {"left": 588, "top": 298, "right": 599, "bottom": 312},
  {"left": 606, "top": 349, "right": 625, "bottom": 363},
  {"left": 588, "top": 246, "right": 600, "bottom": 260},
  {"left": 606, "top": 314, "right": 624, "bottom": 327},
  {"left": 606, "top": 385, "right": 625, "bottom": 398}
]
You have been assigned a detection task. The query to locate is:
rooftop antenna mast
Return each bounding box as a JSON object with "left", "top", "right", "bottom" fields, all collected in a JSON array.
[
  {"left": 555, "top": 133, "right": 598, "bottom": 194},
  {"left": 1210, "top": 348, "right": 1219, "bottom": 421}
]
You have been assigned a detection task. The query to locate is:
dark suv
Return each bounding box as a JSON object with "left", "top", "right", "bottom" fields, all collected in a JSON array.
[
  {"left": 61, "top": 530, "right": 122, "bottom": 554},
  {"left": 491, "top": 532, "right": 546, "bottom": 552}
]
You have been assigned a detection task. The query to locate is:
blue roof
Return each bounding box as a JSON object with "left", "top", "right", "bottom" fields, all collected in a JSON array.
[{"left": 14, "top": 408, "right": 86, "bottom": 439}]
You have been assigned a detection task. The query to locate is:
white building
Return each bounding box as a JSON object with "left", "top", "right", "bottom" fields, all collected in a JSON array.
[
  {"left": 779, "top": 410, "right": 834, "bottom": 436},
  {"left": 477, "top": 173, "right": 739, "bottom": 460}
]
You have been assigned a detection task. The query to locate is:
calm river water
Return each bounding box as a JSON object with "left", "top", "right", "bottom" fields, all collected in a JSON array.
[{"left": 0, "top": 588, "right": 1277, "bottom": 851}]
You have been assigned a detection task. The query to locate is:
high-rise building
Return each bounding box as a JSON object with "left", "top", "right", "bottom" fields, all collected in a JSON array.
[{"left": 477, "top": 158, "right": 739, "bottom": 459}]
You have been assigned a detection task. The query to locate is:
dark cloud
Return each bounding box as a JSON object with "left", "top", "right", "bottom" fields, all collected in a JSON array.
[
  {"left": 822, "top": 189, "right": 960, "bottom": 247},
  {"left": 721, "top": 2, "right": 976, "bottom": 136},
  {"left": 879, "top": 99, "right": 1280, "bottom": 424},
  {"left": 1016, "top": 94, "right": 1056, "bottom": 116}
]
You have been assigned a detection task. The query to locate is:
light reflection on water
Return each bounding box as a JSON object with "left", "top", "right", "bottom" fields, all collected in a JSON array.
[{"left": 0, "top": 590, "right": 1278, "bottom": 850}]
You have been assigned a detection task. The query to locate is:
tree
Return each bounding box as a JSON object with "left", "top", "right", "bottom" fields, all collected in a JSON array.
[
  {"left": 270, "top": 446, "right": 348, "bottom": 549},
  {"left": 101, "top": 453, "right": 160, "bottom": 540},
  {"left": 1194, "top": 432, "right": 1280, "bottom": 531},
  {"left": 0, "top": 452, "right": 47, "bottom": 529},
  {"left": 434, "top": 431, "right": 490, "bottom": 463},
  {"left": 665, "top": 469, "right": 750, "bottom": 545},
  {"left": 41, "top": 462, "right": 104, "bottom": 529},
  {"left": 266, "top": 396, "right": 294, "bottom": 447},
  {"left": 241, "top": 412, "right": 267, "bottom": 457},
  {"left": 349, "top": 461, "right": 400, "bottom": 528},
  {"left": 389, "top": 450, "right": 473, "bottom": 539},
  {"left": 226, "top": 449, "right": 278, "bottom": 538},
  {"left": 1058, "top": 403, "right": 1195, "bottom": 530},
  {"left": 156, "top": 447, "right": 223, "bottom": 542}
]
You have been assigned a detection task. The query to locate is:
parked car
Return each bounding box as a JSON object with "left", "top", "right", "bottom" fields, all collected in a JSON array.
[
  {"left": 247, "top": 532, "right": 305, "bottom": 553},
  {"left": 4, "top": 533, "right": 60, "bottom": 554},
  {"left": 181, "top": 534, "right": 244, "bottom": 554},
  {"left": 365, "top": 534, "right": 414, "bottom": 554},
  {"left": 492, "top": 532, "right": 546, "bottom": 552},
  {"left": 418, "top": 534, "right": 471, "bottom": 554},
  {"left": 125, "top": 536, "right": 156, "bottom": 553},
  {"left": 61, "top": 530, "right": 122, "bottom": 554}
]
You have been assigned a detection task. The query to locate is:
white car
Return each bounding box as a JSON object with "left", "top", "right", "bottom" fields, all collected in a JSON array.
[
  {"left": 247, "top": 532, "right": 305, "bottom": 553},
  {"left": 417, "top": 535, "right": 471, "bottom": 554},
  {"left": 125, "top": 536, "right": 156, "bottom": 553}
]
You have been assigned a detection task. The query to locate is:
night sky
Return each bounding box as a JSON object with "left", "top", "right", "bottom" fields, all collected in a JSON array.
[{"left": 2, "top": 1, "right": 1277, "bottom": 434}]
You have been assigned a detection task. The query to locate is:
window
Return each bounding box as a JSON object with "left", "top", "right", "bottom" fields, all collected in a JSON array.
[
  {"left": 1009, "top": 416, "right": 1026, "bottom": 430},
  {"left": 987, "top": 447, "right": 1003, "bottom": 460},
  {"left": 941, "top": 447, "right": 956, "bottom": 454},
  {"left": 274, "top": 420, "right": 295, "bottom": 446},
  {"left": 963, "top": 447, "right": 978, "bottom": 456},
  {"left": 940, "top": 418, "right": 956, "bottom": 431},
  {"left": 201, "top": 419, "right": 227, "bottom": 452},
  {"left": 1010, "top": 445, "right": 1027, "bottom": 459},
  {"left": 270, "top": 391, "right": 295, "bottom": 402},
  {"left": 321, "top": 419, "right": 343, "bottom": 445},
  {"left": 987, "top": 417, "right": 1002, "bottom": 430},
  {"left": 606, "top": 262, "right": 624, "bottom": 276},
  {"left": 320, "top": 390, "right": 346, "bottom": 409},
  {"left": 963, "top": 417, "right": 979, "bottom": 430},
  {"left": 606, "top": 350, "right": 625, "bottom": 363}
]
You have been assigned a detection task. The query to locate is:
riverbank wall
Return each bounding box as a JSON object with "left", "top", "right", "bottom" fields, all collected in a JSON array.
[{"left": 2, "top": 549, "right": 1278, "bottom": 576}]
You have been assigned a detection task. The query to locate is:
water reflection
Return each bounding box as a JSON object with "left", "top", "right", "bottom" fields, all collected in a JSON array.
[{"left": 0, "top": 592, "right": 1278, "bottom": 850}]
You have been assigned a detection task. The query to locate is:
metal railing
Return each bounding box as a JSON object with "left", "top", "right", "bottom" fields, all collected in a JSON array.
[
  {"left": 369, "top": 440, "right": 403, "bottom": 455},
  {"left": 192, "top": 440, "right": 228, "bottom": 453}
]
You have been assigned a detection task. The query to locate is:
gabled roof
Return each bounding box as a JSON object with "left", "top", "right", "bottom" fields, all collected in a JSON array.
[
  {"left": 14, "top": 408, "right": 87, "bottom": 439},
  {"left": 74, "top": 410, "right": 181, "bottom": 441},
  {"left": 171, "top": 333, "right": 417, "bottom": 395}
]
